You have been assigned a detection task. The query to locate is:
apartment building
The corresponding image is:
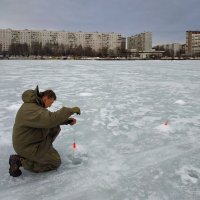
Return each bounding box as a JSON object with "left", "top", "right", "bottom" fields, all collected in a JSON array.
[
  {"left": 127, "top": 32, "right": 152, "bottom": 51},
  {"left": 0, "top": 28, "right": 122, "bottom": 53},
  {"left": 154, "top": 43, "right": 182, "bottom": 56},
  {"left": 0, "top": 29, "right": 12, "bottom": 52},
  {"left": 186, "top": 31, "right": 200, "bottom": 55}
]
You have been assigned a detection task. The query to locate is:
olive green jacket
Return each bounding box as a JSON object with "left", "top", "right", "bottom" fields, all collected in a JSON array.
[{"left": 12, "top": 87, "right": 74, "bottom": 157}]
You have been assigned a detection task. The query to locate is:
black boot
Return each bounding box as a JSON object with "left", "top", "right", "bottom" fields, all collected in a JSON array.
[{"left": 9, "top": 155, "right": 22, "bottom": 177}]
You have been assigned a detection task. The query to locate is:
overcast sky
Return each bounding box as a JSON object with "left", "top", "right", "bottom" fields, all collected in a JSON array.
[{"left": 0, "top": 0, "right": 199, "bottom": 45}]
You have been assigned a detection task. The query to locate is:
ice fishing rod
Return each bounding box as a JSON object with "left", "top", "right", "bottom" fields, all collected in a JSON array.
[
  {"left": 72, "top": 124, "right": 77, "bottom": 149},
  {"left": 51, "top": 104, "right": 78, "bottom": 150},
  {"left": 164, "top": 120, "right": 169, "bottom": 126},
  {"left": 65, "top": 117, "right": 77, "bottom": 149},
  {"left": 71, "top": 125, "right": 82, "bottom": 165}
]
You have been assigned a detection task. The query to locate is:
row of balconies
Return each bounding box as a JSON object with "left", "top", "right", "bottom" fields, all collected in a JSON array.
[{"left": 0, "top": 29, "right": 124, "bottom": 52}]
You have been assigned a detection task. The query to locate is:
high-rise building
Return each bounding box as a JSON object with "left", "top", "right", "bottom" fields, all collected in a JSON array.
[
  {"left": 186, "top": 31, "right": 200, "bottom": 56},
  {"left": 0, "top": 29, "right": 12, "bottom": 52},
  {"left": 0, "top": 28, "right": 123, "bottom": 53},
  {"left": 127, "top": 32, "right": 152, "bottom": 51}
]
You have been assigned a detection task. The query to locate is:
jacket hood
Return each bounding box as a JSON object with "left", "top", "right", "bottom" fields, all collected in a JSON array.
[{"left": 22, "top": 86, "right": 44, "bottom": 106}]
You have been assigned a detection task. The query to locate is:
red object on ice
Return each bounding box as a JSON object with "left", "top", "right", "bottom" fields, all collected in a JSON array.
[
  {"left": 73, "top": 142, "right": 76, "bottom": 149},
  {"left": 164, "top": 121, "right": 168, "bottom": 126}
]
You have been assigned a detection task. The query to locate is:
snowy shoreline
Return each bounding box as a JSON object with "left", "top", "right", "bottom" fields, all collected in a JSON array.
[{"left": 1, "top": 56, "right": 200, "bottom": 61}]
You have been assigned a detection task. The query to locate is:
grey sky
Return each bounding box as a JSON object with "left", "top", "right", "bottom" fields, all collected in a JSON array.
[{"left": 0, "top": 0, "right": 199, "bottom": 45}]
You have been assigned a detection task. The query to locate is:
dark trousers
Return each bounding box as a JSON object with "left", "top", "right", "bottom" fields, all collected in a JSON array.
[{"left": 21, "top": 126, "right": 61, "bottom": 173}]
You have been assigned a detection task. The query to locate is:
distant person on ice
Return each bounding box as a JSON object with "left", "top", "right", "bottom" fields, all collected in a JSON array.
[{"left": 9, "top": 86, "right": 81, "bottom": 177}]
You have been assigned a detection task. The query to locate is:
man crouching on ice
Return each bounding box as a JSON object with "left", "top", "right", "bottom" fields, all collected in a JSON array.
[{"left": 9, "top": 86, "right": 81, "bottom": 177}]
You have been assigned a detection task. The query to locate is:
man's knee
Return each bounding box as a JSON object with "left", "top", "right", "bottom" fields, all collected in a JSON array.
[
  {"left": 43, "top": 151, "right": 61, "bottom": 170},
  {"left": 21, "top": 149, "right": 61, "bottom": 173},
  {"left": 40, "top": 158, "right": 61, "bottom": 172},
  {"left": 53, "top": 156, "right": 61, "bottom": 169}
]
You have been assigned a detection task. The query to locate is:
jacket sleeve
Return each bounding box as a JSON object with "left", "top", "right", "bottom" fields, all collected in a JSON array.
[{"left": 24, "top": 106, "right": 74, "bottom": 128}]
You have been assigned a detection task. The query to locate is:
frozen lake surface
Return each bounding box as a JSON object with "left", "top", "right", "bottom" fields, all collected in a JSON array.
[{"left": 0, "top": 60, "right": 200, "bottom": 200}]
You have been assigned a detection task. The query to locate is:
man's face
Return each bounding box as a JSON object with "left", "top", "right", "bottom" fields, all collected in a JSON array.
[{"left": 42, "top": 96, "right": 55, "bottom": 108}]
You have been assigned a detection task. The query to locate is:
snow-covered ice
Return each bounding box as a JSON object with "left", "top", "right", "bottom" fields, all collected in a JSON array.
[
  {"left": 0, "top": 60, "right": 200, "bottom": 200},
  {"left": 79, "top": 92, "right": 93, "bottom": 97},
  {"left": 174, "top": 100, "right": 186, "bottom": 105}
]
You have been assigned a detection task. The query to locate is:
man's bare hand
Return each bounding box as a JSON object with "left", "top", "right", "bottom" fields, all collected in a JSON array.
[{"left": 69, "top": 118, "right": 76, "bottom": 125}]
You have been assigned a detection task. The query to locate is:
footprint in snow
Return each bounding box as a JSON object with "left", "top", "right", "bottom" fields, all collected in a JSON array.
[{"left": 176, "top": 166, "right": 200, "bottom": 184}]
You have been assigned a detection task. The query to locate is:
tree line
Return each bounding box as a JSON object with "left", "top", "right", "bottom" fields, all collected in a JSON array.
[
  {"left": 3, "top": 42, "right": 199, "bottom": 59},
  {"left": 3, "top": 42, "right": 124, "bottom": 58}
]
